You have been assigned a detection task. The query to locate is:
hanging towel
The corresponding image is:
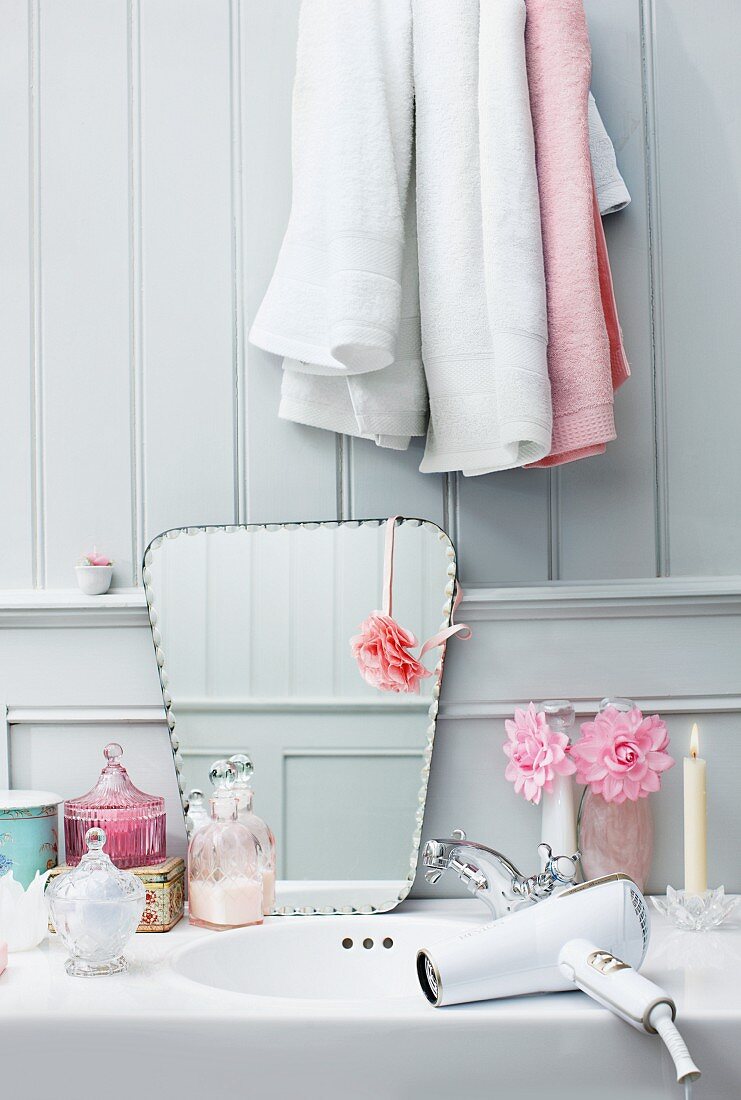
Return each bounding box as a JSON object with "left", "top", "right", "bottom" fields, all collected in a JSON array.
[
  {"left": 524, "top": 0, "right": 629, "bottom": 468},
  {"left": 414, "top": 0, "right": 551, "bottom": 474},
  {"left": 589, "top": 92, "right": 631, "bottom": 215},
  {"left": 249, "top": 0, "right": 415, "bottom": 375},
  {"left": 278, "top": 181, "right": 428, "bottom": 449}
]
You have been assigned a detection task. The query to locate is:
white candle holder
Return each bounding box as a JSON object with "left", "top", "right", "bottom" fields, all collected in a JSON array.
[{"left": 651, "top": 885, "right": 738, "bottom": 932}]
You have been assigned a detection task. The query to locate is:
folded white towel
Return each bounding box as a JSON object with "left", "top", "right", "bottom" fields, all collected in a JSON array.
[
  {"left": 588, "top": 91, "right": 631, "bottom": 215},
  {"left": 414, "top": 0, "right": 551, "bottom": 474},
  {"left": 250, "top": 0, "right": 415, "bottom": 375}
]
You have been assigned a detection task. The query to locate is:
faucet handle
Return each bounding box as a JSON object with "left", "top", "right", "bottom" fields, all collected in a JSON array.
[
  {"left": 537, "top": 843, "right": 580, "bottom": 886},
  {"left": 452, "top": 828, "right": 467, "bottom": 841}
]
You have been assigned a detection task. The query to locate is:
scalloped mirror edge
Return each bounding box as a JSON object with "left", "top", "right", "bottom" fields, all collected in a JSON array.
[{"left": 141, "top": 517, "right": 458, "bottom": 917}]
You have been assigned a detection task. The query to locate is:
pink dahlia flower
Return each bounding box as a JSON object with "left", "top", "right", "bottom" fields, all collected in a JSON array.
[
  {"left": 350, "top": 612, "right": 432, "bottom": 694},
  {"left": 571, "top": 706, "right": 674, "bottom": 803},
  {"left": 503, "top": 703, "right": 576, "bottom": 805}
]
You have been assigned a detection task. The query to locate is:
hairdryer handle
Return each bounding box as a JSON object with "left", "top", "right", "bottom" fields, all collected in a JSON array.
[{"left": 558, "top": 938, "right": 675, "bottom": 1034}]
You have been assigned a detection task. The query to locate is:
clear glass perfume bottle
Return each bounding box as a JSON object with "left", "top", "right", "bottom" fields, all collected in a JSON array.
[
  {"left": 227, "top": 754, "right": 277, "bottom": 915},
  {"left": 64, "top": 743, "right": 166, "bottom": 868},
  {"left": 48, "top": 827, "right": 145, "bottom": 976},
  {"left": 187, "top": 793, "right": 263, "bottom": 930}
]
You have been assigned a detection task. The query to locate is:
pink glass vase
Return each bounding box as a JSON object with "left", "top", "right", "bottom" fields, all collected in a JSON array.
[
  {"left": 64, "top": 743, "right": 166, "bottom": 868},
  {"left": 577, "top": 788, "right": 653, "bottom": 892}
]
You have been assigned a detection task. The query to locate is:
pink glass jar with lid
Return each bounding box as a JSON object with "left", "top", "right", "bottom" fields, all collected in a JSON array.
[{"left": 64, "top": 743, "right": 165, "bottom": 868}]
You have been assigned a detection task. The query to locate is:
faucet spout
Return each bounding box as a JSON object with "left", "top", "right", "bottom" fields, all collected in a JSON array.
[{"left": 421, "top": 830, "right": 579, "bottom": 919}]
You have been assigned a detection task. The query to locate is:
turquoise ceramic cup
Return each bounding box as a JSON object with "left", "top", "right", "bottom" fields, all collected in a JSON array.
[{"left": 0, "top": 791, "right": 63, "bottom": 888}]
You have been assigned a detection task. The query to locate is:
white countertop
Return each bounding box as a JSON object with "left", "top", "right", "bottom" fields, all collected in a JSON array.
[{"left": 2, "top": 898, "right": 739, "bottom": 1099}]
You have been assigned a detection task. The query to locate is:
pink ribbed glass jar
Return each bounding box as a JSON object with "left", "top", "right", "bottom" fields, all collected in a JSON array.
[{"left": 64, "top": 743, "right": 166, "bottom": 868}]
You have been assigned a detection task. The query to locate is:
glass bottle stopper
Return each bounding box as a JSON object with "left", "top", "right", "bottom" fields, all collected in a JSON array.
[
  {"left": 598, "top": 697, "right": 635, "bottom": 713},
  {"left": 541, "top": 700, "right": 575, "bottom": 736},
  {"left": 228, "top": 753, "right": 254, "bottom": 785},
  {"left": 209, "top": 758, "right": 235, "bottom": 790}
]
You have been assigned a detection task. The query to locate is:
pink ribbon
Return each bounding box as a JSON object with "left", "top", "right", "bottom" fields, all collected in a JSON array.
[{"left": 383, "top": 516, "right": 471, "bottom": 658}]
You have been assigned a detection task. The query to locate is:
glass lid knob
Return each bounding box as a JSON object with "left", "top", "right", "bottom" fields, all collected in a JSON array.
[
  {"left": 85, "top": 827, "right": 106, "bottom": 852},
  {"left": 103, "top": 742, "right": 124, "bottom": 765}
]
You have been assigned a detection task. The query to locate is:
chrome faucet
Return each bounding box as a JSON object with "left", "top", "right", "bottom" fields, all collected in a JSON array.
[{"left": 422, "top": 829, "right": 580, "bottom": 919}]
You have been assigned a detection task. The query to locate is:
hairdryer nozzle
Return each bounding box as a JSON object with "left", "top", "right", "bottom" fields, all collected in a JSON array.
[{"left": 417, "top": 949, "right": 441, "bottom": 1005}]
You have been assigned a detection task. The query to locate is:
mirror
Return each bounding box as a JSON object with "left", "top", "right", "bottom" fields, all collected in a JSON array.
[{"left": 143, "top": 518, "right": 457, "bottom": 915}]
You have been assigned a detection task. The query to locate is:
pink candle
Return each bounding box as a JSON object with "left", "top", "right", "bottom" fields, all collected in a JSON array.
[{"left": 189, "top": 877, "right": 262, "bottom": 929}]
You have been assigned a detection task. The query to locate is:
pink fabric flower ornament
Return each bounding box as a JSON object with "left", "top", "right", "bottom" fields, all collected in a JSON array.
[
  {"left": 503, "top": 703, "right": 576, "bottom": 805},
  {"left": 570, "top": 706, "right": 674, "bottom": 804},
  {"left": 350, "top": 518, "right": 470, "bottom": 695},
  {"left": 85, "top": 550, "right": 112, "bottom": 566},
  {"left": 351, "top": 612, "right": 432, "bottom": 695}
]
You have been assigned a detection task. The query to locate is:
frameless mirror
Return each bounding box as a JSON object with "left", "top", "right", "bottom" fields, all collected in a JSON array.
[{"left": 143, "top": 518, "right": 457, "bottom": 915}]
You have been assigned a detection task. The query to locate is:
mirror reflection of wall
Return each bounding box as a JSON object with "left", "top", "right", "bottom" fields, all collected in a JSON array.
[{"left": 145, "top": 519, "right": 455, "bottom": 912}]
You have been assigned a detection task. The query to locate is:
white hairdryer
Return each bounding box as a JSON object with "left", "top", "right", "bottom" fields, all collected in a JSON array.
[{"left": 417, "top": 874, "right": 700, "bottom": 1087}]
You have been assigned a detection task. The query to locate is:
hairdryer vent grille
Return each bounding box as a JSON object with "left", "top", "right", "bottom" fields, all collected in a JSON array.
[{"left": 630, "top": 886, "right": 649, "bottom": 952}]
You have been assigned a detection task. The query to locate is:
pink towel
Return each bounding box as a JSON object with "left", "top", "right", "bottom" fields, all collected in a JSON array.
[{"left": 524, "top": 0, "right": 629, "bottom": 468}]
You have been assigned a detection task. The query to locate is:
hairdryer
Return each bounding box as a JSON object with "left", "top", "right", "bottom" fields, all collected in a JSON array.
[{"left": 417, "top": 874, "right": 700, "bottom": 1087}]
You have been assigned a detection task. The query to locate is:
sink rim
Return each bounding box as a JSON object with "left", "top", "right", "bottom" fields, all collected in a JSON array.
[{"left": 167, "top": 909, "right": 480, "bottom": 1014}]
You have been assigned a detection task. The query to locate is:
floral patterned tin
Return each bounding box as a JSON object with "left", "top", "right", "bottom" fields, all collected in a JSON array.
[
  {"left": 0, "top": 790, "right": 62, "bottom": 888},
  {"left": 49, "top": 856, "right": 184, "bottom": 933}
]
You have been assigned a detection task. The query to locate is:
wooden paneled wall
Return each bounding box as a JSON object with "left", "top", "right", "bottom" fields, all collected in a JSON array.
[
  {"left": 1, "top": 1, "right": 740, "bottom": 890},
  {"left": 2, "top": 0, "right": 739, "bottom": 589}
]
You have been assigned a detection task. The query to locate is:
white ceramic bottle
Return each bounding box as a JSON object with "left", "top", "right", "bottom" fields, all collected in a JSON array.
[{"left": 539, "top": 699, "right": 578, "bottom": 867}]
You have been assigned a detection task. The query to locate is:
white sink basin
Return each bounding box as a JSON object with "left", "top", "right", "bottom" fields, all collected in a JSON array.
[
  {"left": 170, "top": 912, "right": 468, "bottom": 1003},
  {"left": 3, "top": 900, "right": 739, "bottom": 1099}
]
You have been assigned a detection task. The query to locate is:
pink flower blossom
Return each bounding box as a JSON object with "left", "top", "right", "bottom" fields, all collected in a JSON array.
[
  {"left": 503, "top": 703, "right": 576, "bottom": 805},
  {"left": 350, "top": 612, "right": 432, "bottom": 694},
  {"left": 85, "top": 550, "right": 112, "bottom": 566},
  {"left": 570, "top": 706, "right": 674, "bottom": 803}
]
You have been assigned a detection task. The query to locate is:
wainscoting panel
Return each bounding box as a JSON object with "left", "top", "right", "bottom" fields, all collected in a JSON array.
[
  {"left": 39, "top": 0, "right": 135, "bottom": 588},
  {"left": 0, "top": 0, "right": 34, "bottom": 589},
  {"left": 652, "top": 0, "right": 741, "bottom": 576},
  {"left": 557, "top": 0, "right": 659, "bottom": 581},
  {"left": 138, "top": 0, "right": 238, "bottom": 549},
  {"left": 239, "top": 0, "right": 338, "bottom": 524}
]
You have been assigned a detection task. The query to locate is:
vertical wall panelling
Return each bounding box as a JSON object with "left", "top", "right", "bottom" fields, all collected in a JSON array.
[
  {"left": 39, "top": 0, "right": 134, "bottom": 587},
  {"left": 240, "top": 0, "right": 338, "bottom": 523},
  {"left": 350, "top": 439, "right": 446, "bottom": 528},
  {"left": 0, "top": 0, "right": 34, "bottom": 587},
  {"left": 652, "top": 0, "right": 741, "bottom": 575},
  {"left": 555, "top": 0, "right": 659, "bottom": 581},
  {"left": 139, "top": 0, "right": 236, "bottom": 543},
  {"left": 127, "top": 0, "right": 145, "bottom": 579},
  {"left": 457, "top": 469, "right": 552, "bottom": 584}
]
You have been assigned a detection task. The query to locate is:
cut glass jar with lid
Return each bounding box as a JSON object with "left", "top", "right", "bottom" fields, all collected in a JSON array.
[
  {"left": 48, "top": 826, "right": 145, "bottom": 976},
  {"left": 64, "top": 743, "right": 166, "bottom": 868}
]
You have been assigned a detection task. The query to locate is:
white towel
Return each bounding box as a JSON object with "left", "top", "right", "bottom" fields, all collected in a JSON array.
[
  {"left": 279, "top": 181, "right": 429, "bottom": 448},
  {"left": 589, "top": 91, "right": 631, "bottom": 215},
  {"left": 414, "top": 0, "right": 551, "bottom": 474},
  {"left": 252, "top": 3, "right": 630, "bottom": 473},
  {"left": 250, "top": 0, "right": 415, "bottom": 375}
]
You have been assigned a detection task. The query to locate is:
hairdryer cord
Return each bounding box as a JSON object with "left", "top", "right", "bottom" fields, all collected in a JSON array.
[{"left": 649, "top": 1004, "right": 701, "bottom": 1086}]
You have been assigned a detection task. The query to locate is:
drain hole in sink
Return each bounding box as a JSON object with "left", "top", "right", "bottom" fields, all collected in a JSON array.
[
  {"left": 383, "top": 937, "right": 393, "bottom": 949},
  {"left": 342, "top": 937, "right": 353, "bottom": 949},
  {"left": 363, "top": 938, "right": 374, "bottom": 949}
]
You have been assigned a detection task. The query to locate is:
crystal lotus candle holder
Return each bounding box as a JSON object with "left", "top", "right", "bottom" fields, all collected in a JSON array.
[
  {"left": 64, "top": 743, "right": 165, "bottom": 868},
  {"left": 651, "top": 885, "right": 739, "bottom": 932}
]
